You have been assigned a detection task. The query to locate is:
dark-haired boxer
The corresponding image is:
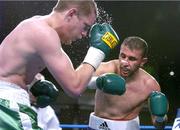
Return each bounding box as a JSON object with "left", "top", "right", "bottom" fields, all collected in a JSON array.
[{"left": 87, "top": 36, "right": 169, "bottom": 130}]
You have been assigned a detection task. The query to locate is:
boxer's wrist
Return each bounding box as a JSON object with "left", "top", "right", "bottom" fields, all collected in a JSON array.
[
  {"left": 153, "top": 115, "right": 167, "bottom": 130},
  {"left": 83, "top": 47, "right": 105, "bottom": 70},
  {"left": 155, "top": 115, "right": 167, "bottom": 123},
  {"left": 87, "top": 76, "right": 98, "bottom": 89}
]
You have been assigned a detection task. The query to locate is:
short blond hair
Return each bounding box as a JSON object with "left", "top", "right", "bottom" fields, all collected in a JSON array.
[{"left": 53, "top": 0, "right": 97, "bottom": 17}]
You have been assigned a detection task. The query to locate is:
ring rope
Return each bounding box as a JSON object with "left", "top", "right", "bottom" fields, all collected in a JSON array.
[{"left": 60, "top": 124, "right": 172, "bottom": 129}]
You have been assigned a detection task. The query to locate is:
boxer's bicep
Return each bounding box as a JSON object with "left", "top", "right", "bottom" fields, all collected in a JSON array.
[{"left": 33, "top": 32, "right": 74, "bottom": 88}]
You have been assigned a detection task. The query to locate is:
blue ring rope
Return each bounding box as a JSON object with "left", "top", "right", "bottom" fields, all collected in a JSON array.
[{"left": 60, "top": 124, "right": 172, "bottom": 129}]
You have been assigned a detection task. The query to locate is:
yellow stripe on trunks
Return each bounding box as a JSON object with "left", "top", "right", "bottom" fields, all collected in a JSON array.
[{"left": 102, "top": 32, "right": 118, "bottom": 49}]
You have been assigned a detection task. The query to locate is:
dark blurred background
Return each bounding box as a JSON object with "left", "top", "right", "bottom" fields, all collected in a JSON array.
[{"left": 0, "top": 1, "right": 180, "bottom": 129}]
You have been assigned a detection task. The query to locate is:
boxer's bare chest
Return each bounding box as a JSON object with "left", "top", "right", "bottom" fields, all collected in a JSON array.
[{"left": 95, "top": 74, "right": 150, "bottom": 119}]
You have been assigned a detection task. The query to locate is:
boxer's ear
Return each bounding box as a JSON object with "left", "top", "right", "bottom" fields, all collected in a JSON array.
[
  {"left": 65, "top": 8, "right": 78, "bottom": 22},
  {"left": 140, "top": 57, "right": 147, "bottom": 67}
]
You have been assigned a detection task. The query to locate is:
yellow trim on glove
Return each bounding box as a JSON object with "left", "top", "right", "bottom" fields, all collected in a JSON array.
[{"left": 102, "top": 32, "right": 118, "bottom": 49}]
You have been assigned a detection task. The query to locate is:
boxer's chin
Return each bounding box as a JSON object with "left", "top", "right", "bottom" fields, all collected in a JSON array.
[
  {"left": 66, "top": 41, "right": 72, "bottom": 45},
  {"left": 120, "top": 70, "right": 129, "bottom": 78},
  {"left": 62, "top": 40, "right": 72, "bottom": 45}
]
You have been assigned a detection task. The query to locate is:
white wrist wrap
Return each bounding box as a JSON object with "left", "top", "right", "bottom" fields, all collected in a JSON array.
[
  {"left": 83, "top": 47, "right": 105, "bottom": 69},
  {"left": 87, "top": 76, "right": 98, "bottom": 89}
]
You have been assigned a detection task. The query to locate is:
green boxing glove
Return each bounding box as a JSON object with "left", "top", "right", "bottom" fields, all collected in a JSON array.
[
  {"left": 149, "top": 91, "right": 168, "bottom": 124},
  {"left": 90, "top": 23, "right": 119, "bottom": 55},
  {"left": 30, "top": 80, "right": 59, "bottom": 108},
  {"left": 83, "top": 23, "right": 120, "bottom": 69},
  {"left": 96, "top": 73, "right": 126, "bottom": 95}
]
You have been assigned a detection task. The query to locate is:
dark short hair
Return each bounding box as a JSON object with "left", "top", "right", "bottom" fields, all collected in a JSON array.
[{"left": 121, "top": 36, "right": 148, "bottom": 58}]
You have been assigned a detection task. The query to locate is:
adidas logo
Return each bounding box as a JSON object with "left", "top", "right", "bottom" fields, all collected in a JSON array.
[{"left": 98, "top": 121, "right": 111, "bottom": 130}]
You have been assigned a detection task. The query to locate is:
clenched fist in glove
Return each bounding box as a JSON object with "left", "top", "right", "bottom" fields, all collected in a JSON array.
[
  {"left": 83, "top": 23, "right": 120, "bottom": 69},
  {"left": 30, "top": 80, "right": 59, "bottom": 108}
]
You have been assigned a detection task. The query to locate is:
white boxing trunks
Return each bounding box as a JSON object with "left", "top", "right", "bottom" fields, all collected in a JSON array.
[
  {"left": 88, "top": 112, "right": 140, "bottom": 130},
  {"left": 0, "top": 80, "right": 42, "bottom": 130},
  {"left": 32, "top": 106, "right": 62, "bottom": 130}
]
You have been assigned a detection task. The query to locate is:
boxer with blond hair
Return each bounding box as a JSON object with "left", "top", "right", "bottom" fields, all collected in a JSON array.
[{"left": 0, "top": 0, "right": 120, "bottom": 129}]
